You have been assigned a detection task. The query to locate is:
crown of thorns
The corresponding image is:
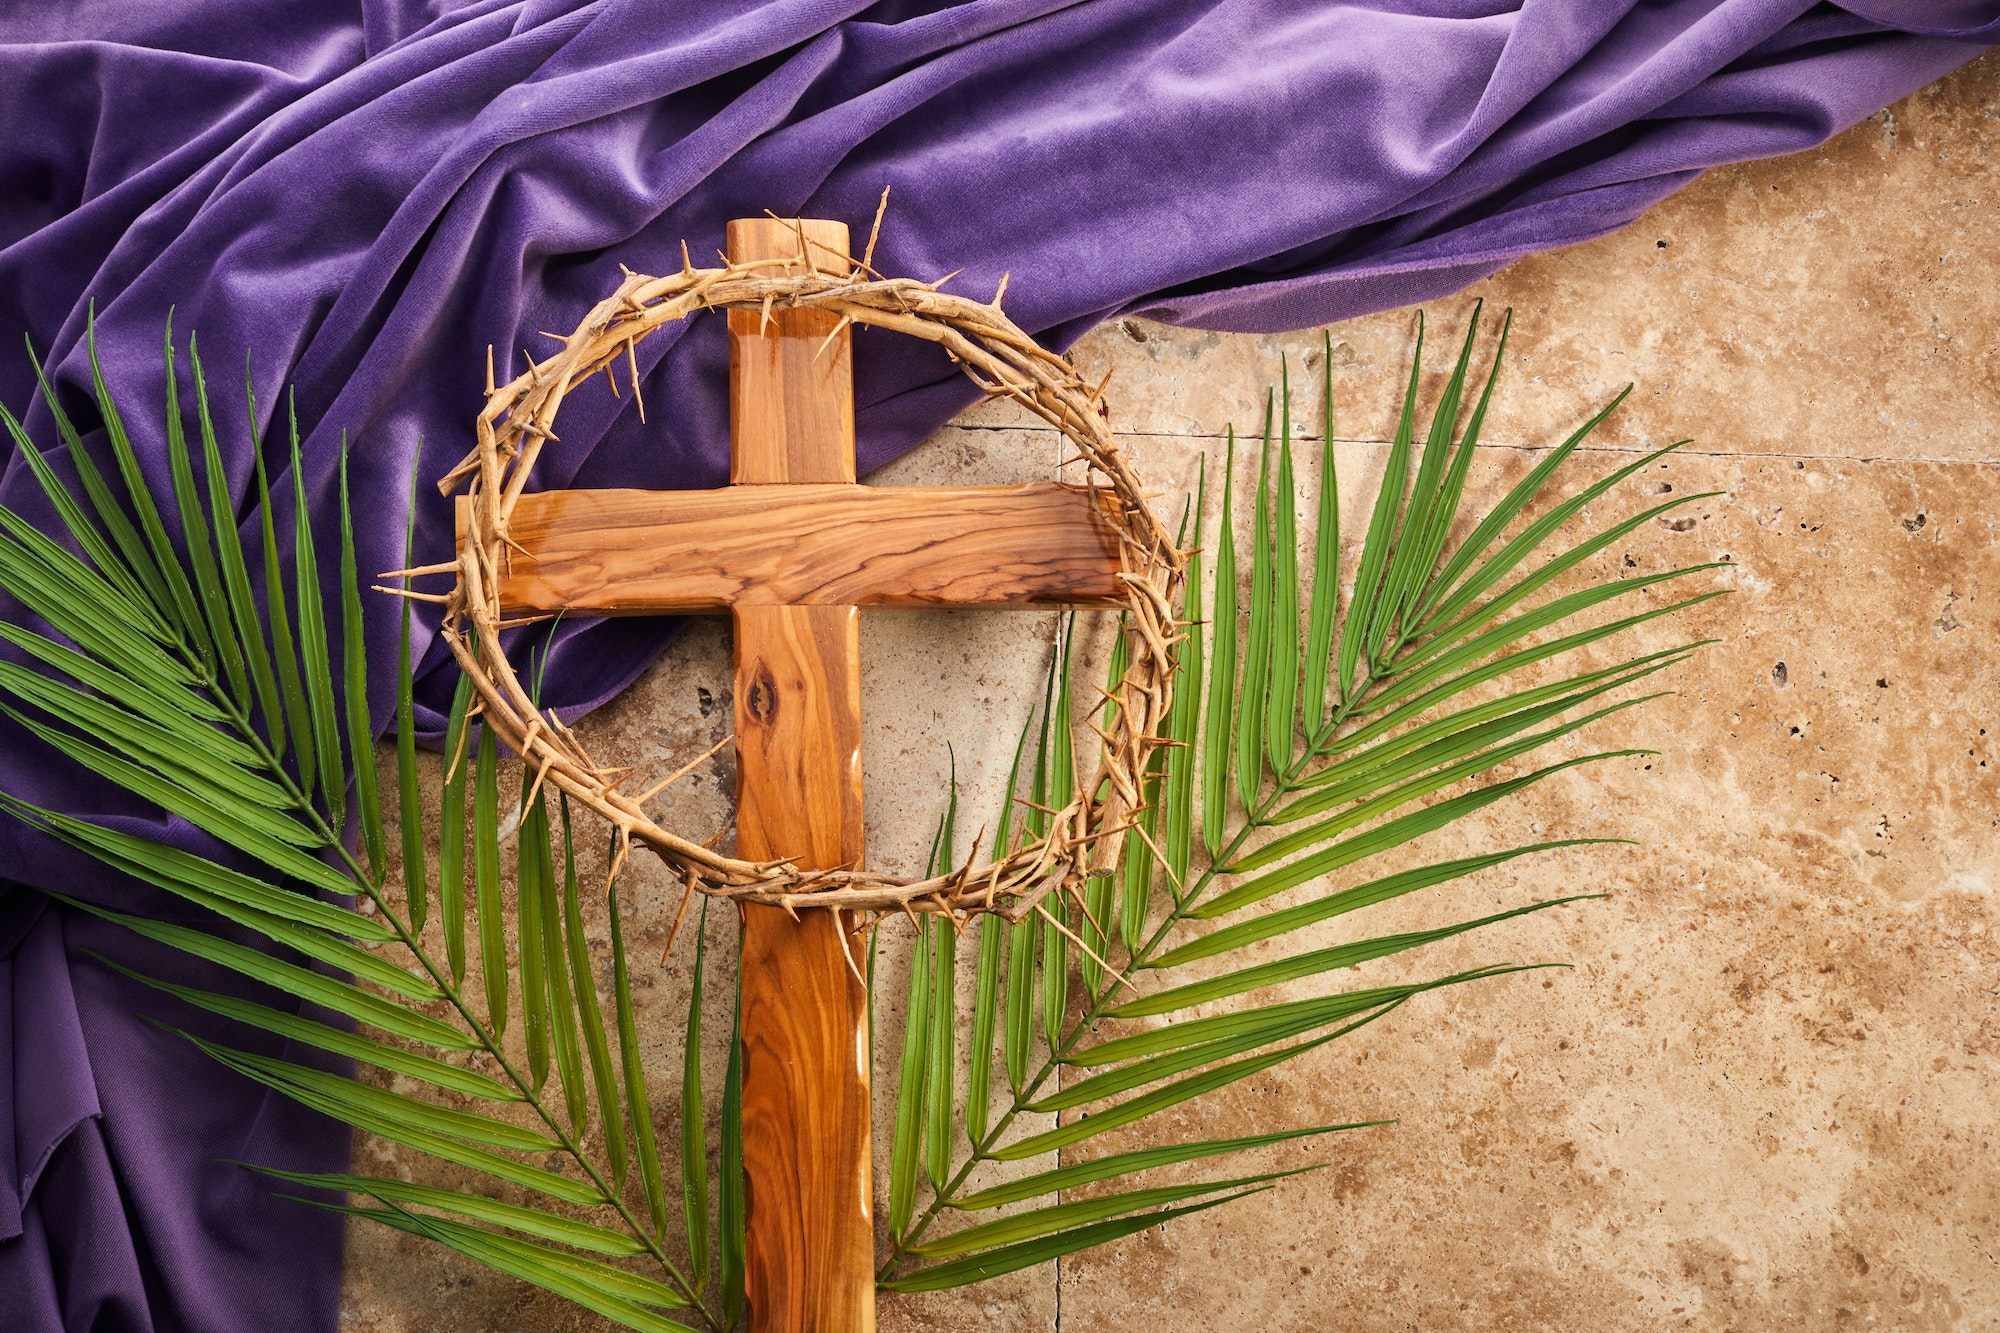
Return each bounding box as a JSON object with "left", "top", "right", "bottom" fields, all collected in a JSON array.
[{"left": 423, "top": 222, "right": 1185, "bottom": 942}]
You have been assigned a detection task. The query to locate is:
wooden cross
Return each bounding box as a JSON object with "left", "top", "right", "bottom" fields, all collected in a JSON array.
[{"left": 490, "top": 219, "right": 1124, "bottom": 1331}]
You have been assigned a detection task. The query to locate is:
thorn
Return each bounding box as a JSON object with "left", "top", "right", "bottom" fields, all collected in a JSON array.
[
  {"left": 376, "top": 560, "right": 458, "bottom": 580},
  {"left": 862, "top": 185, "right": 890, "bottom": 277},
  {"left": 634, "top": 733, "right": 734, "bottom": 805},
  {"left": 812, "top": 314, "right": 852, "bottom": 364},
  {"left": 1032, "top": 898, "right": 1136, "bottom": 998},
  {"left": 485, "top": 345, "right": 495, "bottom": 395},
  {"left": 660, "top": 871, "right": 700, "bottom": 963},
  {"left": 992, "top": 270, "right": 1010, "bottom": 309},
  {"left": 834, "top": 915, "right": 867, "bottom": 990},
  {"left": 371, "top": 585, "right": 451, "bottom": 603},
  {"left": 627, "top": 337, "right": 645, "bottom": 424}
]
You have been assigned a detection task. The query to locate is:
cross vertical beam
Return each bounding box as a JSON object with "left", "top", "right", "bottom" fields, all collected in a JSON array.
[{"left": 727, "top": 218, "right": 877, "bottom": 1333}]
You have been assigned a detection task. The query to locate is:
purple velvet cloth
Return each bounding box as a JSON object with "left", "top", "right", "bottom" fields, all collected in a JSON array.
[{"left": 0, "top": 2, "right": 1991, "bottom": 1327}]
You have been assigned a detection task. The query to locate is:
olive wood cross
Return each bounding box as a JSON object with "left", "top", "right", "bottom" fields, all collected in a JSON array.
[{"left": 488, "top": 218, "right": 1123, "bottom": 1332}]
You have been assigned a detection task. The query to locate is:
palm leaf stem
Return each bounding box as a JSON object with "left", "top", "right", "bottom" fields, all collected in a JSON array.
[
  {"left": 345, "top": 857, "right": 709, "bottom": 1319},
  {"left": 66, "top": 642, "right": 722, "bottom": 1324},
  {"left": 888, "top": 487, "right": 1698, "bottom": 1270},
  {"left": 879, "top": 644, "right": 1546, "bottom": 1274}
]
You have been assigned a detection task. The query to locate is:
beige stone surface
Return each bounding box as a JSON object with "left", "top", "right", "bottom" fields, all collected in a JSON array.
[{"left": 341, "top": 52, "right": 2000, "bottom": 1333}]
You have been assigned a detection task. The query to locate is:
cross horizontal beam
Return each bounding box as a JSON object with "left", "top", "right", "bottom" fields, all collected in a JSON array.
[{"left": 470, "top": 481, "right": 1125, "bottom": 614}]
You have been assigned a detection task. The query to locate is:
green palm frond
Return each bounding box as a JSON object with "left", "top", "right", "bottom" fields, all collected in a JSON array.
[
  {"left": 0, "top": 325, "right": 729, "bottom": 1330},
  {"left": 873, "top": 308, "right": 1719, "bottom": 1291},
  {"left": 0, "top": 307, "right": 1717, "bottom": 1327}
]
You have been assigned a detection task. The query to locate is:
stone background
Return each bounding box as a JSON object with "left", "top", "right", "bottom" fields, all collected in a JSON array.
[{"left": 341, "top": 52, "right": 1999, "bottom": 1333}]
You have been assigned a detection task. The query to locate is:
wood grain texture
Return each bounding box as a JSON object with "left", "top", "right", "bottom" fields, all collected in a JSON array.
[
  {"left": 728, "top": 218, "right": 877, "bottom": 1333},
  {"left": 734, "top": 603, "right": 873, "bottom": 1333},
  {"left": 476, "top": 482, "right": 1123, "bottom": 613},
  {"left": 728, "top": 218, "right": 854, "bottom": 486},
  {"left": 732, "top": 604, "right": 866, "bottom": 869}
]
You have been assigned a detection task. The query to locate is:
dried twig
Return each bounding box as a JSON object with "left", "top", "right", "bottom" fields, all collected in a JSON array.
[{"left": 435, "top": 220, "right": 1187, "bottom": 921}]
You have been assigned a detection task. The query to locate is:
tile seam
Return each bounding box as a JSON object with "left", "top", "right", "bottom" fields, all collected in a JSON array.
[{"left": 936, "top": 422, "right": 1999, "bottom": 466}]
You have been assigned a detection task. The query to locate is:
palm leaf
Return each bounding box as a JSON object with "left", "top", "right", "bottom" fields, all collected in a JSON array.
[
  {"left": 52, "top": 894, "right": 474, "bottom": 1049},
  {"left": 1413, "top": 388, "right": 1634, "bottom": 634},
  {"left": 1087, "top": 633, "right": 1127, "bottom": 992},
  {"left": 681, "top": 898, "right": 711, "bottom": 1291},
  {"left": 338, "top": 445, "right": 386, "bottom": 878},
  {"left": 989, "top": 1016, "right": 1397, "bottom": 1163},
  {"left": 325, "top": 1203, "right": 699, "bottom": 1332},
  {"left": 1111, "top": 898, "right": 1598, "bottom": 1017},
  {"left": 561, "top": 797, "right": 627, "bottom": 1182},
  {"left": 517, "top": 766, "right": 552, "bottom": 1090},
  {"left": 1301, "top": 334, "right": 1341, "bottom": 724},
  {"left": 164, "top": 329, "right": 249, "bottom": 708},
  {"left": 1373, "top": 307, "right": 1480, "bottom": 647},
  {"left": 923, "top": 778, "right": 959, "bottom": 1188},
  {"left": 1200, "top": 427, "right": 1239, "bottom": 853},
  {"left": 911, "top": 1167, "right": 1318, "bottom": 1258},
  {"left": 252, "top": 376, "right": 313, "bottom": 779},
  {"left": 1151, "top": 840, "right": 1621, "bottom": 970},
  {"left": 977, "top": 701, "right": 1034, "bottom": 1128},
  {"left": 96, "top": 957, "right": 517, "bottom": 1101},
  {"left": 882, "top": 1191, "right": 1269, "bottom": 1294},
  {"left": 1040, "top": 618, "right": 1076, "bottom": 1048},
  {"left": 192, "top": 1041, "right": 594, "bottom": 1205},
  {"left": 1266, "top": 366, "right": 1300, "bottom": 770},
  {"left": 473, "top": 723, "right": 507, "bottom": 1032},
  {"left": 287, "top": 412, "right": 344, "bottom": 828},
  {"left": 196, "top": 1033, "right": 559, "bottom": 1152},
  {"left": 1003, "top": 665, "right": 1051, "bottom": 1095},
  {"left": 191, "top": 343, "right": 286, "bottom": 748},
  {"left": 18, "top": 341, "right": 161, "bottom": 618},
  {"left": 0, "top": 401, "right": 164, "bottom": 640},
  {"left": 88, "top": 310, "right": 210, "bottom": 665},
  {"left": 394, "top": 452, "right": 428, "bottom": 932},
  {"left": 1196, "top": 751, "right": 1648, "bottom": 919},
  {"left": 1338, "top": 312, "right": 1421, "bottom": 693},
  {"left": 1157, "top": 468, "right": 1204, "bottom": 908},
  {"left": 609, "top": 876, "right": 671, "bottom": 1237},
  {"left": 256, "top": 1167, "right": 644, "bottom": 1255},
  {"left": 950, "top": 1122, "right": 1376, "bottom": 1210},
  {"left": 719, "top": 961, "right": 747, "bottom": 1327},
  {"left": 1400, "top": 309, "right": 1510, "bottom": 630},
  {"left": 0, "top": 517, "right": 191, "bottom": 693},
  {"left": 540, "top": 797, "right": 587, "bottom": 1133},
  {"left": 438, "top": 672, "right": 474, "bottom": 981},
  {"left": 1236, "top": 393, "right": 1274, "bottom": 806},
  {"left": 889, "top": 911, "right": 931, "bottom": 1238}
]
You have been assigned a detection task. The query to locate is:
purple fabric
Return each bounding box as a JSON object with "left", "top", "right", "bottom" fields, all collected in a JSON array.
[{"left": 0, "top": 1, "right": 1991, "bottom": 1328}]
